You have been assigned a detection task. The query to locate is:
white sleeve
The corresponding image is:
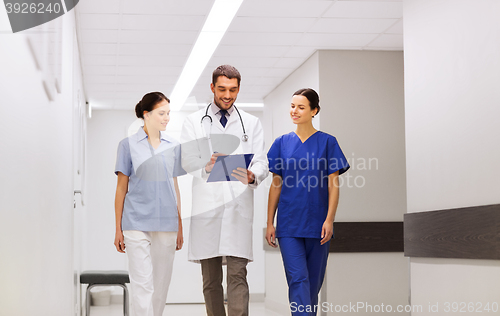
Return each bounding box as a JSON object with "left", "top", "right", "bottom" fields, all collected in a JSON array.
[
  {"left": 180, "top": 115, "right": 211, "bottom": 181},
  {"left": 247, "top": 118, "right": 269, "bottom": 189}
]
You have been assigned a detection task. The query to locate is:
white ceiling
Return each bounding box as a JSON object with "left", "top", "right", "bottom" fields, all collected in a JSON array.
[{"left": 76, "top": 0, "right": 403, "bottom": 110}]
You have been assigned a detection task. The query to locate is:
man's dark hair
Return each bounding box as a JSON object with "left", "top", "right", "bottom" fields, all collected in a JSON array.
[{"left": 212, "top": 65, "right": 241, "bottom": 86}]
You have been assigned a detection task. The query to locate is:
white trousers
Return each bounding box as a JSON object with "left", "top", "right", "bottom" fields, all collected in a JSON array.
[{"left": 123, "top": 230, "right": 177, "bottom": 316}]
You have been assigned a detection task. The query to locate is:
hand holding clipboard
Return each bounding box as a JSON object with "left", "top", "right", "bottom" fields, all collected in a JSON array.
[{"left": 207, "top": 154, "right": 255, "bottom": 184}]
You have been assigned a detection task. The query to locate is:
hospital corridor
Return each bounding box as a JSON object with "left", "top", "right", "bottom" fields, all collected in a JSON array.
[{"left": 1, "top": 0, "right": 499, "bottom": 315}]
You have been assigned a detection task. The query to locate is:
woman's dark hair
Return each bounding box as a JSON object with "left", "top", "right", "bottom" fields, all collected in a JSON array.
[
  {"left": 293, "top": 88, "right": 320, "bottom": 116},
  {"left": 135, "top": 92, "right": 170, "bottom": 119}
]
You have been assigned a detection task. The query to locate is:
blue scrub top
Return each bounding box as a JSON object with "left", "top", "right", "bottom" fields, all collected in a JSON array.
[
  {"left": 115, "top": 127, "right": 185, "bottom": 232},
  {"left": 267, "top": 131, "right": 349, "bottom": 239}
]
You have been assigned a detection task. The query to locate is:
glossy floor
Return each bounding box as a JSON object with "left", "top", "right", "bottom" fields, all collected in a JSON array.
[{"left": 88, "top": 302, "right": 283, "bottom": 316}]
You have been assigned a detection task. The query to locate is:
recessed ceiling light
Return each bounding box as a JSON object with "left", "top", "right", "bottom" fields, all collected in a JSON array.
[{"left": 169, "top": 0, "right": 244, "bottom": 111}]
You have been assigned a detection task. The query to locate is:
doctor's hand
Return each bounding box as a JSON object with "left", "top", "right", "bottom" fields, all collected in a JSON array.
[
  {"left": 232, "top": 167, "right": 255, "bottom": 185},
  {"left": 205, "top": 153, "right": 226, "bottom": 173},
  {"left": 320, "top": 221, "right": 334, "bottom": 245},
  {"left": 265, "top": 224, "right": 278, "bottom": 248},
  {"left": 114, "top": 230, "right": 126, "bottom": 253}
]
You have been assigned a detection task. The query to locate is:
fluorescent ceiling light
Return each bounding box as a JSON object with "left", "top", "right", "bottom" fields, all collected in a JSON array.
[
  {"left": 169, "top": 0, "right": 244, "bottom": 111},
  {"left": 186, "top": 102, "right": 263, "bottom": 109},
  {"left": 235, "top": 103, "right": 264, "bottom": 108}
]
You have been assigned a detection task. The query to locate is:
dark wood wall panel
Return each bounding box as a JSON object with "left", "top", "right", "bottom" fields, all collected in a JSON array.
[
  {"left": 263, "top": 222, "right": 404, "bottom": 252},
  {"left": 329, "top": 222, "right": 404, "bottom": 253},
  {"left": 404, "top": 204, "right": 500, "bottom": 260}
]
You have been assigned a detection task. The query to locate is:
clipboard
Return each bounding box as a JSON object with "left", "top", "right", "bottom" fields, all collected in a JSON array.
[{"left": 207, "top": 153, "right": 254, "bottom": 182}]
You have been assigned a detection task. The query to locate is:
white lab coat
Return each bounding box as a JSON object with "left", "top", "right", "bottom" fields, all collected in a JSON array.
[{"left": 180, "top": 105, "right": 268, "bottom": 262}]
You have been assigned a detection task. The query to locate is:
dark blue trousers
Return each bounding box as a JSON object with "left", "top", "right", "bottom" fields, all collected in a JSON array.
[{"left": 278, "top": 237, "right": 330, "bottom": 316}]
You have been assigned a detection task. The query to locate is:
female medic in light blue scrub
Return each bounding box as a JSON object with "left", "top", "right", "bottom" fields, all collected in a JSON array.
[
  {"left": 266, "top": 88, "right": 350, "bottom": 316},
  {"left": 114, "top": 92, "right": 184, "bottom": 316}
]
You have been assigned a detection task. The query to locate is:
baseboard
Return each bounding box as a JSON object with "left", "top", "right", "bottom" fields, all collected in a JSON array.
[
  {"left": 250, "top": 293, "right": 265, "bottom": 302},
  {"left": 109, "top": 293, "right": 264, "bottom": 304},
  {"left": 265, "top": 298, "right": 289, "bottom": 315},
  {"left": 110, "top": 293, "right": 124, "bottom": 305}
]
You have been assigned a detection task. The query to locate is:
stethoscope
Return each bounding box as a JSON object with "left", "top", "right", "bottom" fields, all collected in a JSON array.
[{"left": 200, "top": 103, "right": 249, "bottom": 142}]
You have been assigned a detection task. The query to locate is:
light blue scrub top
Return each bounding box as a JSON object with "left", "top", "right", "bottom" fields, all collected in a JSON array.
[
  {"left": 115, "top": 127, "right": 185, "bottom": 232},
  {"left": 267, "top": 131, "right": 350, "bottom": 239}
]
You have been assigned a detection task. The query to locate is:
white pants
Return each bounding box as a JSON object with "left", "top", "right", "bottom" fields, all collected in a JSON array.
[{"left": 123, "top": 230, "right": 177, "bottom": 316}]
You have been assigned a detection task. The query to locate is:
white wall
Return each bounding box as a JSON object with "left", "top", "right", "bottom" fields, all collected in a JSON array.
[
  {"left": 264, "top": 252, "right": 289, "bottom": 314},
  {"left": 318, "top": 50, "right": 406, "bottom": 222},
  {"left": 245, "top": 110, "right": 267, "bottom": 299},
  {"left": 404, "top": 0, "right": 500, "bottom": 212},
  {"left": 85, "top": 110, "right": 135, "bottom": 271},
  {"left": 319, "top": 51, "right": 408, "bottom": 315},
  {"left": 263, "top": 50, "right": 408, "bottom": 315},
  {"left": 0, "top": 11, "right": 85, "bottom": 316},
  {"left": 404, "top": 0, "right": 500, "bottom": 314},
  {"left": 263, "top": 51, "right": 320, "bottom": 148}
]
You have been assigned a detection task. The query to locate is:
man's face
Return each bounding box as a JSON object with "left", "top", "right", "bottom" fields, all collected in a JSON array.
[{"left": 211, "top": 76, "right": 240, "bottom": 110}]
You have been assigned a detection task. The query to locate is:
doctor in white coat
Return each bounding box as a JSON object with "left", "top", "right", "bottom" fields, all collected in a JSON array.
[{"left": 180, "top": 65, "right": 268, "bottom": 316}]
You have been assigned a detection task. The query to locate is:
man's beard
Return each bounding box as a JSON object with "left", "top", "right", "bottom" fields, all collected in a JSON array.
[{"left": 214, "top": 97, "right": 235, "bottom": 109}]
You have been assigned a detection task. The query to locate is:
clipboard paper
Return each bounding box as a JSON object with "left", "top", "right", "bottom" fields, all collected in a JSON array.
[{"left": 207, "top": 154, "right": 254, "bottom": 182}]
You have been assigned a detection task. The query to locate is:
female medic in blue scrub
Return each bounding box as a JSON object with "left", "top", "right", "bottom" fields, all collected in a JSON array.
[
  {"left": 114, "top": 92, "right": 184, "bottom": 316},
  {"left": 266, "top": 88, "right": 350, "bottom": 316}
]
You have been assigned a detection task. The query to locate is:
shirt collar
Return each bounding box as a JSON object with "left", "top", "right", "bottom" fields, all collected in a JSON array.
[
  {"left": 211, "top": 102, "right": 235, "bottom": 116},
  {"left": 135, "top": 126, "right": 171, "bottom": 143},
  {"left": 136, "top": 126, "right": 148, "bottom": 142}
]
